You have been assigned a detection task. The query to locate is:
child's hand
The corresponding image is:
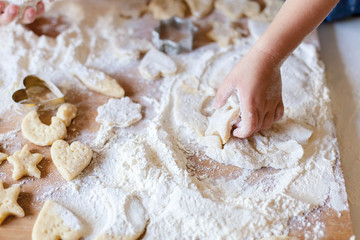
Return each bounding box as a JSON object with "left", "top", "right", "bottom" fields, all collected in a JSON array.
[
  {"left": 0, "top": 1, "right": 44, "bottom": 26},
  {"left": 215, "top": 46, "right": 284, "bottom": 138}
]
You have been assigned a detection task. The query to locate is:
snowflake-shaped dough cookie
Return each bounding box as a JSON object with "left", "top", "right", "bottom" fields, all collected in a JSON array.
[
  {"left": 7, "top": 145, "right": 43, "bottom": 180},
  {"left": 0, "top": 182, "right": 25, "bottom": 224}
]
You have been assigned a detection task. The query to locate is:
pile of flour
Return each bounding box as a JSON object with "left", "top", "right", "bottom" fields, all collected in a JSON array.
[{"left": 0, "top": 0, "right": 350, "bottom": 239}]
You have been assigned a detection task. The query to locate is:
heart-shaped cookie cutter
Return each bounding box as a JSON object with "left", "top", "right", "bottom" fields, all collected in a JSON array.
[
  {"left": 12, "top": 75, "right": 65, "bottom": 111},
  {"left": 152, "top": 17, "right": 198, "bottom": 55}
]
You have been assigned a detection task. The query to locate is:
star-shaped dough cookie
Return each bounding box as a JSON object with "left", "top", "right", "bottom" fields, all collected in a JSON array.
[
  {"left": 0, "top": 182, "right": 25, "bottom": 224},
  {"left": 7, "top": 145, "right": 43, "bottom": 180},
  {"left": 0, "top": 152, "right": 8, "bottom": 163}
]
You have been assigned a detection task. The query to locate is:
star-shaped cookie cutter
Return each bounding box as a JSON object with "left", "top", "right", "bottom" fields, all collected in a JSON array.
[
  {"left": 12, "top": 75, "right": 65, "bottom": 111},
  {"left": 152, "top": 17, "right": 198, "bottom": 55}
]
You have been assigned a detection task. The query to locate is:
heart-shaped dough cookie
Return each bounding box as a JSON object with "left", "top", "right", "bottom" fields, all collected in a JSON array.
[{"left": 51, "top": 140, "right": 93, "bottom": 181}]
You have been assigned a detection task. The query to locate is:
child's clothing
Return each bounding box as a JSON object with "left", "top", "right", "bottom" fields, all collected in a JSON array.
[{"left": 326, "top": 0, "right": 360, "bottom": 21}]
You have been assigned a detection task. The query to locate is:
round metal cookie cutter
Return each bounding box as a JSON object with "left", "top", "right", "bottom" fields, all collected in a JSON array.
[{"left": 152, "top": 17, "right": 198, "bottom": 55}]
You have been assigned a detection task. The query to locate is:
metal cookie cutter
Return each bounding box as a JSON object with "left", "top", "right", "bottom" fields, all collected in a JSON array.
[
  {"left": 152, "top": 17, "right": 198, "bottom": 55},
  {"left": 12, "top": 75, "right": 65, "bottom": 111}
]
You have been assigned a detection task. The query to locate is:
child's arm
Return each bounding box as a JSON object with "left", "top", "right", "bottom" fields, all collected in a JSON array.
[
  {"left": 0, "top": 1, "right": 44, "bottom": 26},
  {"left": 215, "top": 0, "right": 339, "bottom": 138}
]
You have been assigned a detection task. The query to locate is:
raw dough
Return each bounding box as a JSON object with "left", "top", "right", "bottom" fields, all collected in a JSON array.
[
  {"left": 96, "top": 97, "right": 142, "bottom": 127},
  {"left": 254, "top": 0, "right": 283, "bottom": 22},
  {"left": 118, "top": 0, "right": 149, "bottom": 18},
  {"left": 7, "top": 144, "right": 43, "bottom": 180},
  {"left": 32, "top": 200, "right": 83, "bottom": 240},
  {"left": 184, "top": 0, "right": 214, "bottom": 19},
  {"left": 207, "top": 21, "right": 247, "bottom": 47},
  {"left": 205, "top": 95, "right": 240, "bottom": 145},
  {"left": 114, "top": 37, "right": 152, "bottom": 60},
  {"left": 0, "top": 152, "right": 8, "bottom": 163},
  {"left": 56, "top": 103, "right": 78, "bottom": 127},
  {"left": 21, "top": 111, "right": 67, "bottom": 146},
  {"left": 215, "top": 0, "right": 260, "bottom": 20},
  {"left": 0, "top": 182, "right": 24, "bottom": 224},
  {"left": 74, "top": 66, "right": 125, "bottom": 98},
  {"left": 138, "top": 48, "right": 177, "bottom": 81},
  {"left": 148, "top": 0, "right": 188, "bottom": 20},
  {"left": 51, "top": 140, "right": 93, "bottom": 181},
  {"left": 95, "top": 189, "right": 147, "bottom": 240}
]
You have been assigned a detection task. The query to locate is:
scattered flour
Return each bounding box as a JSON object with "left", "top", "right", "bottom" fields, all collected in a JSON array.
[{"left": 0, "top": 0, "right": 351, "bottom": 239}]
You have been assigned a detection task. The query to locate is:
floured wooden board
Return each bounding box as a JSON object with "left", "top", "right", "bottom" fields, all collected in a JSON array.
[{"left": 0, "top": 0, "right": 355, "bottom": 239}]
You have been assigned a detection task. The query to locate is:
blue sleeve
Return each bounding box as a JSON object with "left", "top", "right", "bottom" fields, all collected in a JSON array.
[{"left": 325, "top": 0, "right": 360, "bottom": 22}]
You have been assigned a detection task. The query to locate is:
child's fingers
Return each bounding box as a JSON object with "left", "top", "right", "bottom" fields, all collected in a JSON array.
[
  {"left": 0, "top": 2, "right": 5, "bottom": 13},
  {"left": 261, "top": 110, "right": 275, "bottom": 129},
  {"left": 215, "top": 83, "right": 234, "bottom": 109},
  {"left": 36, "top": 1, "right": 44, "bottom": 16},
  {"left": 21, "top": 7, "right": 36, "bottom": 24},
  {"left": 274, "top": 101, "right": 284, "bottom": 121},
  {"left": 233, "top": 101, "right": 259, "bottom": 138},
  {"left": 0, "top": 5, "right": 18, "bottom": 26}
]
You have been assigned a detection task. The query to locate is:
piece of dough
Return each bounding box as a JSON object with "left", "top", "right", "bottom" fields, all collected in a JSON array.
[
  {"left": 95, "top": 189, "right": 147, "bottom": 240},
  {"left": 32, "top": 200, "right": 83, "bottom": 240},
  {"left": 215, "top": 0, "right": 260, "bottom": 20},
  {"left": 118, "top": 0, "right": 149, "bottom": 18},
  {"left": 51, "top": 140, "right": 93, "bottom": 181},
  {"left": 0, "top": 152, "right": 8, "bottom": 163},
  {"left": 114, "top": 37, "right": 152, "bottom": 60},
  {"left": 138, "top": 48, "right": 177, "bottom": 81},
  {"left": 184, "top": 0, "right": 214, "bottom": 19},
  {"left": 148, "top": 0, "right": 188, "bottom": 20},
  {"left": 96, "top": 97, "right": 142, "bottom": 127},
  {"left": 7, "top": 144, "right": 43, "bottom": 180},
  {"left": 56, "top": 103, "right": 78, "bottom": 127},
  {"left": 207, "top": 21, "right": 247, "bottom": 47},
  {"left": 21, "top": 111, "right": 67, "bottom": 146},
  {"left": 0, "top": 182, "right": 24, "bottom": 224},
  {"left": 205, "top": 95, "right": 240, "bottom": 145},
  {"left": 254, "top": 0, "right": 283, "bottom": 22},
  {"left": 74, "top": 66, "right": 125, "bottom": 98}
]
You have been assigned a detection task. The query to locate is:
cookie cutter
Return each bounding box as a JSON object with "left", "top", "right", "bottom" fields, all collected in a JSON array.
[
  {"left": 152, "top": 17, "right": 198, "bottom": 55},
  {"left": 12, "top": 75, "right": 65, "bottom": 111}
]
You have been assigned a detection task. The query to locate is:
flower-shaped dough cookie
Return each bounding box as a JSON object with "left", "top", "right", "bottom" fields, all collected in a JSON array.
[
  {"left": 22, "top": 111, "right": 67, "bottom": 146},
  {"left": 32, "top": 200, "right": 83, "bottom": 240},
  {"left": 7, "top": 144, "right": 43, "bottom": 180},
  {"left": 51, "top": 140, "right": 93, "bottom": 181},
  {"left": 0, "top": 182, "right": 25, "bottom": 224}
]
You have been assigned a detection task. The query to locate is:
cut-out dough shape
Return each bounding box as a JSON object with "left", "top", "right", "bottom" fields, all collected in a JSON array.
[
  {"left": 96, "top": 97, "right": 142, "bottom": 127},
  {"left": 56, "top": 103, "right": 78, "bottom": 127},
  {"left": 215, "top": 0, "right": 260, "bottom": 20},
  {"left": 138, "top": 48, "right": 177, "bottom": 81},
  {"left": 74, "top": 66, "right": 125, "bottom": 98},
  {"left": 0, "top": 182, "right": 24, "bottom": 224},
  {"left": 0, "top": 152, "right": 8, "bottom": 163},
  {"left": 95, "top": 189, "right": 147, "bottom": 240},
  {"left": 205, "top": 95, "right": 240, "bottom": 144},
  {"left": 51, "top": 140, "right": 93, "bottom": 181},
  {"left": 207, "top": 21, "right": 247, "bottom": 47},
  {"left": 148, "top": 0, "right": 188, "bottom": 20},
  {"left": 32, "top": 200, "right": 83, "bottom": 240},
  {"left": 22, "top": 111, "right": 67, "bottom": 146},
  {"left": 184, "top": 0, "right": 214, "bottom": 19},
  {"left": 7, "top": 144, "right": 43, "bottom": 180}
]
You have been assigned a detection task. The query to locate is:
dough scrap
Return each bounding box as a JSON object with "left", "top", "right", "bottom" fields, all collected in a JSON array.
[
  {"left": 32, "top": 200, "right": 83, "bottom": 240},
  {"left": 205, "top": 95, "right": 240, "bottom": 144},
  {"left": 114, "top": 37, "right": 152, "bottom": 60},
  {"left": 56, "top": 103, "right": 78, "bottom": 127},
  {"left": 215, "top": 0, "right": 260, "bottom": 20},
  {"left": 96, "top": 97, "right": 142, "bottom": 127},
  {"left": 95, "top": 189, "right": 147, "bottom": 240},
  {"left": 207, "top": 21, "right": 247, "bottom": 47},
  {"left": 0, "top": 182, "right": 24, "bottom": 224},
  {"left": 148, "top": 0, "right": 188, "bottom": 20},
  {"left": 7, "top": 144, "right": 43, "bottom": 180},
  {"left": 0, "top": 152, "right": 8, "bottom": 163},
  {"left": 184, "top": 0, "right": 214, "bottom": 19},
  {"left": 74, "top": 66, "right": 125, "bottom": 98},
  {"left": 118, "top": 0, "right": 149, "bottom": 18},
  {"left": 51, "top": 140, "right": 93, "bottom": 181},
  {"left": 138, "top": 48, "right": 177, "bottom": 81},
  {"left": 254, "top": 0, "right": 283, "bottom": 22},
  {"left": 21, "top": 111, "right": 67, "bottom": 146}
]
